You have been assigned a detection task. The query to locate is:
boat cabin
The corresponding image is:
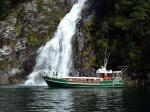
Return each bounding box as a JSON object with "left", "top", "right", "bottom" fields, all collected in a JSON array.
[{"left": 96, "top": 66, "right": 123, "bottom": 80}]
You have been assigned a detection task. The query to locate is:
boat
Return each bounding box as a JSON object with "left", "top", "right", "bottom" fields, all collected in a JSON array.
[{"left": 41, "top": 65, "right": 125, "bottom": 88}]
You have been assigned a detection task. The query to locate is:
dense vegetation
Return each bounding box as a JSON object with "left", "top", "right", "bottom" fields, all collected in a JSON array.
[
  {"left": 0, "top": 0, "right": 11, "bottom": 19},
  {"left": 0, "top": 0, "right": 30, "bottom": 20},
  {"left": 89, "top": 0, "right": 150, "bottom": 78}
]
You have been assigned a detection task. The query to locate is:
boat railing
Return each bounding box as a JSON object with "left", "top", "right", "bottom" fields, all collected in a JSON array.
[
  {"left": 64, "top": 77, "right": 103, "bottom": 83},
  {"left": 112, "top": 77, "right": 122, "bottom": 86},
  {"left": 113, "top": 77, "right": 122, "bottom": 80}
]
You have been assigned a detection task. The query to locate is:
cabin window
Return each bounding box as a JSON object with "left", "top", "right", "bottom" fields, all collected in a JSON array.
[{"left": 100, "top": 74, "right": 105, "bottom": 78}]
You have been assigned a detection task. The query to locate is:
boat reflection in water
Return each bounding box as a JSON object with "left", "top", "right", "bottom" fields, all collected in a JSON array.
[{"left": 32, "top": 88, "right": 124, "bottom": 112}]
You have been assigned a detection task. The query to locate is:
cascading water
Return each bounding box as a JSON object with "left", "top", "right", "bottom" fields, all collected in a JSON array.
[{"left": 25, "top": 0, "right": 87, "bottom": 86}]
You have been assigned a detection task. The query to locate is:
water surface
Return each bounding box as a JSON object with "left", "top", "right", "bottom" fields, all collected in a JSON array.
[{"left": 0, "top": 86, "right": 150, "bottom": 112}]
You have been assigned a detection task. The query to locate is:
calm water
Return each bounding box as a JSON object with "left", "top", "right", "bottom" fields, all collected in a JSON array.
[{"left": 0, "top": 86, "right": 150, "bottom": 112}]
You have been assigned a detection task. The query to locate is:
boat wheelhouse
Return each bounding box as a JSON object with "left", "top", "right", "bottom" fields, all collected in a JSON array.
[{"left": 96, "top": 66, "right": 123, "bottom": 81}]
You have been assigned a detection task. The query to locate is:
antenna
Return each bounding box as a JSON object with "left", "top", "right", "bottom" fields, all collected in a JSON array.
[{"left": 104, "top": 37, "right": 110, "bottom": 68}]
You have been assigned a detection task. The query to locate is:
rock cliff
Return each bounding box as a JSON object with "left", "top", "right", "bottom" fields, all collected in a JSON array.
[{"left": 0, "top": 0, "right": 78, "bottom": 84}]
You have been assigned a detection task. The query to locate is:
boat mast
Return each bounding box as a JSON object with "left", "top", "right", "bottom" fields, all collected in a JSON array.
[{"left": 104, "top": 38, "right": 110, "bottom": 69}]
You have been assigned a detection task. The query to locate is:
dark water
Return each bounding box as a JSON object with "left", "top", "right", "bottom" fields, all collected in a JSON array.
[{"left": 0, "top": 86, "right": 150, "bottom": 112}]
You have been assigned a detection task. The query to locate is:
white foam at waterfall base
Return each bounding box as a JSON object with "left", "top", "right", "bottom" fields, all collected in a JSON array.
[{"left": 25, "top": 0, "right": 87, "bottom": 86}]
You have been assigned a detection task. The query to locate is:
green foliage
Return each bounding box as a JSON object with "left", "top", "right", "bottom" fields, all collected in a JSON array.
[
  {"left": 130, "top": 1, "right": 150, "bottom": 36},
  {"left": 28, "top": 32, "right": 38, "bottom": 48},
  {"left": 36, "top": 0, "right": 45, "bottom": 12},
  {"left": 91, "top": 56, "right": 97, "bottom": 67},
  {"left": 0, "top": 0, "right": 11, "bottom": 19},
  {"left": 0, "top": 0, "right": 29, "bottom": 20},
  {"left": 88, "top": 0, "right": 150, "bottom": 73},
  {"left": 112, "top": 16, "right": 131, "bottom": 30},
  {"left": 0, "top": 58, "right": 20, "bottom": 69}
]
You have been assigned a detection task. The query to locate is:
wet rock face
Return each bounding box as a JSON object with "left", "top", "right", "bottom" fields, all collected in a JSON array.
[
  {"left": 22, "top": 55, "right": 36, "bottom": 74},
  {"left": 0, "top": 68, "right": 25, "bottom": 85},
  {"left": 0, "top": 0, "right": 75, "bottom": 84},
  {"left": 71, "top": 0, "right": 108, "bottom": 77},
  {"left": 71, "top": 1, "right": 96, "bottom": 77},
  {"left": 0, "top": 71, "right": 9, "bottom": 85}
]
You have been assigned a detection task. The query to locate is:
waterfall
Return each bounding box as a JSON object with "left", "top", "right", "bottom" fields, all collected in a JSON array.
[{"left": 25, "top": 0, "right": 87, "bottom": 86}]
